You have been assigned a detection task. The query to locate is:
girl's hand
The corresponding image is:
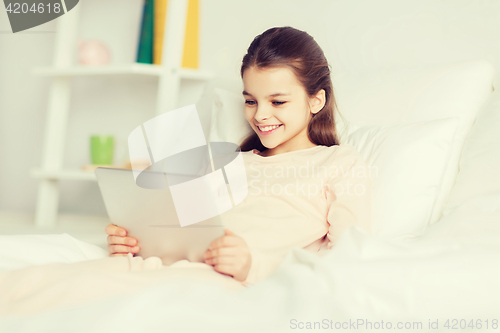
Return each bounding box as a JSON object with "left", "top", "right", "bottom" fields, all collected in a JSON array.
[
  {"left": 203, "top": 229, "right": 252, "bottom": 282},
  {"left": 105, "top": 224, "right": 140, "bottom": 257}
]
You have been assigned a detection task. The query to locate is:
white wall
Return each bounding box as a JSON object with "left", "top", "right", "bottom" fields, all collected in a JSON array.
[{"left": 1, "top": 0, "right": 499, "bottom": 217}]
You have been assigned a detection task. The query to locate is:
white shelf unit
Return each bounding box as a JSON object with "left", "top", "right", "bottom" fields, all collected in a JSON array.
[
  {"left": 31, "top": 168, "right": 97, "bottom": 182},
  {"left": 32, "top": 64, "right": 213, "bottom": 79},
  {"left": 31, "top": 0, "right": 212, "bottom": 228}
]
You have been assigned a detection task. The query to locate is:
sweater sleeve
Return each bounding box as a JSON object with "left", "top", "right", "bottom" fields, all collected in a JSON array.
[
  {"left": 317, "top": 145, "right": 372, "bottom": 256},
  {"left": 241, "top": 248, "right": 288, "bottom": 286}
]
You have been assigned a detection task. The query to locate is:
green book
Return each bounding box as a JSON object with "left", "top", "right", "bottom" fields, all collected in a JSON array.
[{"left": 137, "top": 0, "right": 155, "bottom": 64}]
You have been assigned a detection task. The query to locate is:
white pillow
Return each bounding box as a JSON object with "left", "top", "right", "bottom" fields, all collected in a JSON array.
[
  {"left": 343, "top": 117, "right": 459, "bottom": 240},
  {"left": 440, "top": 91, "right": 500, "bottom": 221},
  {"left": 332, "top": 59, "right": 495, "bottom": 225},
  {"left": 418, "top": 92, "right": 500, "bottom": 242}
]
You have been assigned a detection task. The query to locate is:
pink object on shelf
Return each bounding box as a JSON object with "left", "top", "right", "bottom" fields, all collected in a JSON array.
[{"left": 77, "top": 39, "right": 111, "bottom": 66}]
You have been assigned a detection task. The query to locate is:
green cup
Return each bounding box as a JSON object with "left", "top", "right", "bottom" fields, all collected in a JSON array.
[{"left": 90, "top": 135, "right": 114, "bottom": 165}]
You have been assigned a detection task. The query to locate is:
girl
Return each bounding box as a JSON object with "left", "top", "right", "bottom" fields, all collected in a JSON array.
[{"left": 106, "top": 26, "right": 372, "bottom": 286}]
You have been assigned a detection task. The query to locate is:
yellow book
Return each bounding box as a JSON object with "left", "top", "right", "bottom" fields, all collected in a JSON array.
[
  {"left": 153, "top": 0, "right": 199, "bottom": 68},
  {"left": 153, "top": 0, "right": 168, "bottom": 65},
  {"left": 182, "top": 0, "right": 199, "bottom": 69}
]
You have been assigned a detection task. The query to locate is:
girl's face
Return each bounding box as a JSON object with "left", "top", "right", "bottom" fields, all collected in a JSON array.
[{"left": 242, "top": 66, "right": 325, "bottom": 156}]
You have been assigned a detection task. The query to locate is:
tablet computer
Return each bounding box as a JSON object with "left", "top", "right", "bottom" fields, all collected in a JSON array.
[{"left": 95, "top": 166, "right": 225, "bottom": 265}]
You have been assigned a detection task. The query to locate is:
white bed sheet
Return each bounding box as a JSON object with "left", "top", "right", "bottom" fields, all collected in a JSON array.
[
  {"left": 0, "top": 216, "right": 499, "bottom": 333},
  {"left": 0, "top": 233, "right": 108, "bottom": 274}
]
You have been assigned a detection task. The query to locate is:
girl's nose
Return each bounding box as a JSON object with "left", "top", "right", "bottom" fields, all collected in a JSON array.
[{"left": 254, "top": 106, "right": 272, "bottom": 123}]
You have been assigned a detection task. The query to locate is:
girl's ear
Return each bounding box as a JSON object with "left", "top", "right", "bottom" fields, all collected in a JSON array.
[{"left": 309, "top": 89, "right": 326, "bottom": 114}]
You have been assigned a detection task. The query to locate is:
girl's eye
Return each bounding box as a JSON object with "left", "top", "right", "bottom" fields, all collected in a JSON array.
[{"left": 245, "top": 100, "right": 286, "bottom": 106}]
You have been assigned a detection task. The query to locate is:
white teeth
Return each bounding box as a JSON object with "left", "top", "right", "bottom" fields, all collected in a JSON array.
[{"left": 259, "top": 125, "right": 281, "bottom": 132}]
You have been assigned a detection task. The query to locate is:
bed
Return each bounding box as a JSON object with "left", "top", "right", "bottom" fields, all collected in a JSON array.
[{"left": 1, "top": 46, "right": 500, "bottom": 333}]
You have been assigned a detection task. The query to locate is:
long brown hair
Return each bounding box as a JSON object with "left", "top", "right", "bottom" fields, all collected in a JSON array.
[{"left": 239, "top": 26, "right": 340, "bottom": 152}]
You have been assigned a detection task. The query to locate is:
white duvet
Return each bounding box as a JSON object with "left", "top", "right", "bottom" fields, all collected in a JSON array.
[{"left": 1, "top": 211, "right": 499, "bottom": 333}]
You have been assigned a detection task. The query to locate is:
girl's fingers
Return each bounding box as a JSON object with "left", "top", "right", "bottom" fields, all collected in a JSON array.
[
  {"left": 107, "top": 244, "right": 140, "bottom": 254},
  {"left": 107, "top": 235, "right": 137, "bottom": 246},
  {"left": 204, "top": 255, "right": 235, "bottom": 266},
  {"left": 105, "top": 224, "right": 127, "bottom": 237},
  {"left": 207, "top": 235, "right": 240, "bottom": 251},
  {"left": 204, "top": 246, "right": 236, "bottom": 259},
  {"left": 212, "top": 264, "right": 235, "bottom": 277}
]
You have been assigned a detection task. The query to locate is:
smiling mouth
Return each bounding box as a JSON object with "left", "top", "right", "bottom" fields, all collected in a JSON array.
[{"left": 257, "top": 124, "right": 283, "bottom": 133}]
